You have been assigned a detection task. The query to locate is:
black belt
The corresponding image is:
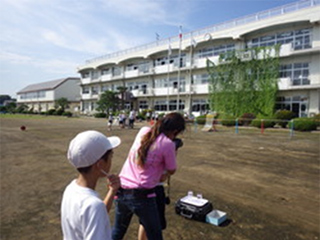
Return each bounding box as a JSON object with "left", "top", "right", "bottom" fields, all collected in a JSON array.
[{"left": 117, "top": 187, "right": 155, "bottom": 198}]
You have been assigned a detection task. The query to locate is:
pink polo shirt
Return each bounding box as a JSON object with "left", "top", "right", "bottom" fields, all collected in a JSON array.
[{"left": 119, "top": 127, "right": 177, "bottom": 189}]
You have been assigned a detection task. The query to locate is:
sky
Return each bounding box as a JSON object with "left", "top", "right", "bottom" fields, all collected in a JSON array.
[{"left": 0, "top": 0, "right": 299, "bottom": 98}]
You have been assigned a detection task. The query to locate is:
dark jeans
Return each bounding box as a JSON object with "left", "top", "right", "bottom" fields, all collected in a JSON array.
[
  {"left": 112, "top": 189, "right": 163, "bottom": 240},
  {"left": 154, "top": 185, "right": 166, "bottom": 230}
]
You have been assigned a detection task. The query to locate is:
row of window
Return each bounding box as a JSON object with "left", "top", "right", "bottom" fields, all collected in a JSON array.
[
  {"left": 248, "top": 28, "right": 311, "bottom": 50},
  {"left": 142, "top": 99, "right": 209, "bottom": 112},
  {"left": 82, "top": 61, "right": 310, "bottom": 95},
  {"left": 154, "top": 77, "right": 186, "bottom": 88},
  {"left": 81, "top": 27, "right": 312, "bottom": 80},
  {"left": 19, "top": 91, "right": 46, "bottom": 99},
  {"left": 275, "top": 95, "right": 308, "bottom": 117},
  {"left": 279, "top": 62, "right": 310, "bottom": 85},
  {"left": 154, "top": 100, "right": 185, "bottom": 111}
]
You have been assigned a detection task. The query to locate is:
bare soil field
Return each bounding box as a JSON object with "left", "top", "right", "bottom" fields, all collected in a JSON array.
[{"left": 0, "top": 115, "right": 319, "bottom": 240}]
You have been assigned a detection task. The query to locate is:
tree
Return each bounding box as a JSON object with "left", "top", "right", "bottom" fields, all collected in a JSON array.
[
  {"left": 16, "top": 104, "right": 28, "bottom": 113},
  {"left": 117, "top": 86, "right": 127, "bottom": 110},
  {"left": 6, "top": 102, "right": 17, "bottom": 113},
  {"left": 207, "top": 45, "right": 280, "bottom": 117},
  {"left": 96, "top": 91, "right": 119, "bottom": 114},
  {"left": 0, "top": 95, "right": 11, "bottom": 105},
  {"left": 55, "top": 98, "right": 69, "bottom": 111}
]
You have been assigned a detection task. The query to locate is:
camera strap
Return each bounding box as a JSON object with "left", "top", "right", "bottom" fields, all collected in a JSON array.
[{"left": 166, "top": 175, "right": 171, "bottom": 197}]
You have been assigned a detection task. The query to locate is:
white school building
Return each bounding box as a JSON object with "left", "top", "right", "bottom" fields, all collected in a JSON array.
[{"left": 78, "top": 0, "right": 320, "bottom": 117}]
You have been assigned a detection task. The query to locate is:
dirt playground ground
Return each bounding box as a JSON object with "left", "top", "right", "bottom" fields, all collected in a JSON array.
[{"left": 0, "top": 115, "right": 319, "bottom": 240}]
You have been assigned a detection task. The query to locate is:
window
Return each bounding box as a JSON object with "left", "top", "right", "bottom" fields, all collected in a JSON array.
[
  {"left": 81, "top": 72, "right": 90, "bottom": 78},
  {"left": 192, "top": 99, "right": 209, "bottom": 112},
  {"left": 101, "top": 68, "right": 111, "bottom": 75},
  {"left": 82, "top": 87, "right": 90, "bottom": 94},
  {"left": 91, "top": 86, "right": 99, "bottom": 95},
  {"left": 197, "top": 44, "right": 235, "bottom": 59},
  {"left": 193, "top": 74, "right": 210, "bottom": 85},
  {"left": 38, "top": 91, "right": 46, "bottom": 98},
  {"left": 169, "top": 100, "right": 185, "bottom": 111},
  {"left": 248, "top": 28, "right": 311, "bottom": 50},
  {"left": 92, "top": 71, "right": 99, "bottom": 80},
  {"left": 113, "top": 67, "right": 122, "bottom": 76},
  {"left": 154, "top": 100, "right": 167, "bottom": 111},
  {"left": 139, "top": 100, "right": 148, "bottom": 109},
  {"left": 154, "top": 100, "right": 185, "bottom": 111},
  {"left": 138, "top": 62, "right": 150, "bottom": 73},
  {"left": 275, "top": 95, "right": 308, "bottom": 117},
  {"left": 101, "top": 85, "right": 111, "bottom": 92},
  {"left": 154, "top": 54, "right": 186, "bottom": 67},
  {"left": 279, "top": 62, "right": 309, "bottom": 86},
  {"left": 126, "top": 82, "right": 135, "bottom": 91}
]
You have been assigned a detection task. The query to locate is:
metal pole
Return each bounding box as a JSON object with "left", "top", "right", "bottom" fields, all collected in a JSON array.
[
  {"left": 177, "top": 28, "right": 182, "bottom": 111},
  {"left": 166, "top": 44, "right": 171, "bottom": 112}
]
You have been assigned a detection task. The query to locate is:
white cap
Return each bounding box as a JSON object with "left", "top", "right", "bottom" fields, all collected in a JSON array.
[{"left": 67, "top": 130, "right": 121, "bottom": 168}]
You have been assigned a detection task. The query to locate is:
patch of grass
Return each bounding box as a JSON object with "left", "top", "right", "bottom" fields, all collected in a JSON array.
[{"left": 0, "top": 114, "right": 67, "bottom": 120}]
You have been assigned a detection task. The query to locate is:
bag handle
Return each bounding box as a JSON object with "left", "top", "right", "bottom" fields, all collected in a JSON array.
[{"left": 180, "top": 210, "right": 193, "bottom": 219}]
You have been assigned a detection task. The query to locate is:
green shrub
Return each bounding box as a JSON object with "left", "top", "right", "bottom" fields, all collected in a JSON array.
[
  {"left": 239, "top": 113, "right": 256, "bottom": 126},
  {"left": 288, "top": 118, "right": 317, "bottom": 131},
  {"left": 47, "top": 109, "right": 56, "bottom": 115},
  {"left": 219, "top": 115, "right": 236, "bottom": 126},
  {"left": 62, "top": 111, "right": 72, "bottom": 117},
  {"left": 158, "top": 113, "right": 165, "bottom": 119},
  {"left": 196, "top": 115, "right": 206, "bottom": 125},
  {"left": 55, "top": 108, "right": 64, "bottom": 116},
  {"left": 275, "top": 110, "right": 295, "bottom": 128},
  {"left": 251, "top": 117, "right": 276, "bottom": 128},
  {"left": 94, "top": 112, "right": 106, "bottom": 118},
  {"left": 0, "top": 106, "right": 7, "bottom": 113},
  {"left": 137, "top": 112, "right": 145, "bottom": 120},
  {"left": 313, "top": 114, "right": 320, "bottom": 127}
]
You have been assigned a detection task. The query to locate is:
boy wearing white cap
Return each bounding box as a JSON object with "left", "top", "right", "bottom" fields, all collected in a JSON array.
[{"left": 61, "top": 130, "right": 121, "bottom": 240}]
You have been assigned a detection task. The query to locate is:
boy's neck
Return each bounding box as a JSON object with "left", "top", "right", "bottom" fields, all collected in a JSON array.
[{"left": 76, "top": 174, "right": 98, "bottom": 190}]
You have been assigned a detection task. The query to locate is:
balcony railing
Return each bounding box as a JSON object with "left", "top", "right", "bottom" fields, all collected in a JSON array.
[{"left": 85, "top": 0, "right": 319, "bottom": 64}]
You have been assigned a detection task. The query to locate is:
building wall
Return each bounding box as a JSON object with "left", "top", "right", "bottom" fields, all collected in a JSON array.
[
  {"left": 55, "top": 79, "right": 81, "bottom": 101},
  {"left": 17, "top": 78, "right": 81, "bottom": 113}
]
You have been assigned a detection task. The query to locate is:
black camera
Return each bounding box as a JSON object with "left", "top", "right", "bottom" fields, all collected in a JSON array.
[
  {"left": 173, "top": 138, "right": 183, "bottom": 150},
  {"left": 165, "top": 196, "right": 171, "bottom": 205}
]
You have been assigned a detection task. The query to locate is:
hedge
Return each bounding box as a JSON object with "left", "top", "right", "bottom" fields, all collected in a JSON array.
[
  {"left": 196, "top": 115, "right": 206, "bottom": 125},
  {"left": 275, "top": 110, "right": 295, "bottom": 128},
  {"left": 288, "top": 118, "right": 317, "bottom": 131},
  {"left": 221, "top": 115, "right": 236, "bottom": 126},
  {"left": 94, "top": 112, "right": 107, "bottom": 118},
  {"left": 251, "top": 117, "right": 276, "bottom": 128}
]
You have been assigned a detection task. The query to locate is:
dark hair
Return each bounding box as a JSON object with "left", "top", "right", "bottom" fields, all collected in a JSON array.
[
  {"left": 137, "top": 112, "right": 185, "bottom": 167},
  {"left": 77, "top": 149, "right": 113, "bottom": 173}
]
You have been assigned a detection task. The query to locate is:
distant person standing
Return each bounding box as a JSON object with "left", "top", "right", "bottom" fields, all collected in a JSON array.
[
  {"left": 108, "top": 114, "right": 113, "bottom": 131},
  {"left": 61, "top": 130, "right": 121, "bottom": 240},
  {"left": 146, "top": 111, "right": 151, "bottom": 122},
  {"left": 129, "top": 109, "right": 136, "bottom": 129},
  {"left": 119, "top": 113, "right": 125, "bottom": 129}
]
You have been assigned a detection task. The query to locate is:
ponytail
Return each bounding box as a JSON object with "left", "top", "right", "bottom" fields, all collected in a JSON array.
[
  {"left": 137, "top": 120, "right": 163, "bottom": 167},
  {"left": 137, "top": 112, "right": 185, "bottom": 167}
]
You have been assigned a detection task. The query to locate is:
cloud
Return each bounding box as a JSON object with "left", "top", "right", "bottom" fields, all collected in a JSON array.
[
  {"left": 99, "top": 0, "right": 191, "bottom": 26},
  {"left": 0, "top": 51, "right": 32, "bottom": 64},
  {"left": 0, "top": 50, "right": 77, "bottom": 74}
]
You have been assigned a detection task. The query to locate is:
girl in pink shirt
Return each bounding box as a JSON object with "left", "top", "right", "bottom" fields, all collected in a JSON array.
[{"left": 112, "top": 112, "right": 185, "bottom": 240}]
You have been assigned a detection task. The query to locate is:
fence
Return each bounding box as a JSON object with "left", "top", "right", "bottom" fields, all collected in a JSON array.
[{"left": 186, "top": 118, "right": 319, "bottom": 139}]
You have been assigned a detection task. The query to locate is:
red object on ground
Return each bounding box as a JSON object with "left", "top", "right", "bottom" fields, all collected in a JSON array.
[{"left": 20, "top": 126, "right": 26, "bottom": 131}]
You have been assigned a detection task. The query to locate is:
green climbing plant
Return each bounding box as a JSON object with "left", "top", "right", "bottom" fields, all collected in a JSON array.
[{"left": 207, "top": 45, "right": 280, "bottom": 117}]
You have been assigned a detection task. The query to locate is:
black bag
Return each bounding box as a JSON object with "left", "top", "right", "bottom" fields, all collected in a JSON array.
[{"left": 175, "top": 195, "right": 213, "bottom": 222}]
